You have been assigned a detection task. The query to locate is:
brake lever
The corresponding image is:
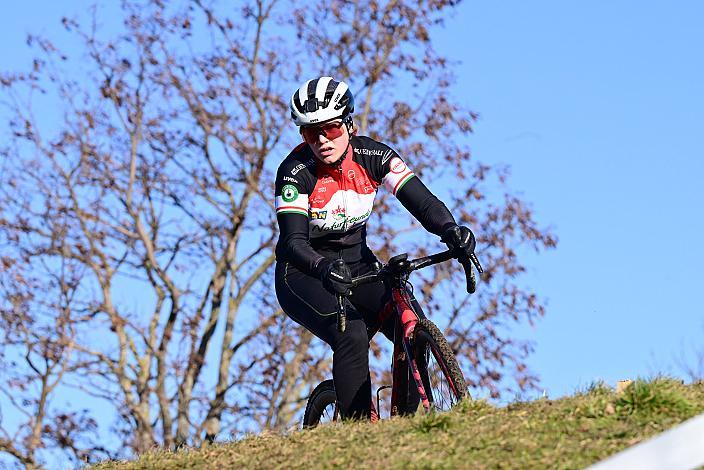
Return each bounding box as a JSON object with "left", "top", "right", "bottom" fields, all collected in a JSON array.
[
  {"left": 456, "top": 249, "right": 483, "bottom": 294},
  {"left": 459, "top": 254, "right": 477, "bottom": 294},
  {"left": 336, "top": 294, "right": 347, "bottom": 333},
  {"left": 469, "top": 252, "right": 484, "bottom": 274}
]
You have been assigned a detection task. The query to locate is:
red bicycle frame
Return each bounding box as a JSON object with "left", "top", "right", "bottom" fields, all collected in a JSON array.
[{"left": 376, "top": 285, "right": 431, "bottom": 416}]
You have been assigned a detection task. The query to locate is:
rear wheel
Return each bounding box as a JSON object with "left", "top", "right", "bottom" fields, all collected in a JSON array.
[
  {"left": 413, "top": 318, "right": 468, "bottom": 411},
  {"left": 302, "top": 379, "right": 339, "bottom": 428}
]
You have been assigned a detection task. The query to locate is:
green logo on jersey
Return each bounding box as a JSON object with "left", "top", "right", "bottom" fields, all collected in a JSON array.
[{"left": 281, "top": 184, "right": 299, "bottom": 203}]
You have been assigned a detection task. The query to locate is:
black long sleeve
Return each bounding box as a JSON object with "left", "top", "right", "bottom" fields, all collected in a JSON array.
[
  {"left": 276, "top": 212, "right": 326, "bottom": 276},
  {"left": 395, "top": 176, "right": 457, "bottom": 236}
]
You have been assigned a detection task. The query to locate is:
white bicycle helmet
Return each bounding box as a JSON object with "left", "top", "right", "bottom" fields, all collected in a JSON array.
[{"left": 290, "top": 77, "right": 354, "bottom": 127}]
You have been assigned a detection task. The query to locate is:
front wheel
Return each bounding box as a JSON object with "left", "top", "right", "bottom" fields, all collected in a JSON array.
[
  {"left": 413, "top": 318, "right": 469, "bottom": 412},
  {"left": 302, "top": 379, "right": 339, "bottom": 428}
]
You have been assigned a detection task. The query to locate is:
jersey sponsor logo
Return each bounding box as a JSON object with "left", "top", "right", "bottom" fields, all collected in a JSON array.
[
  {"left": 317, "top": 186, "right": 327, "bottom": 193},
  {"left": 281, "top": 184, "right": 299, "bottom": 202},
  {"left": 291, "top": 159, "right": 314, "bottom": 175},
  {"left": 331, "top": 205, "right": 346, "bottom": 220},
  {"left": 390, "top": 158, "right": 407, "bottom": 174},
  {"left": 353, "top": 148, "right": 385, "bottom": 156},
  {"left": 347, "top": 169, "right": 356, "bottom": 180},
  {"left": 311, "top": 208, "right": 372, "bottom": 233},
  {"left": 321, "top": 176, "right": 334, "bottom": 183},
  {"left": 310, "top": 210, "right": 327, "bottom": 220},
  {"left": 283, "top": 175, "right": 298, "bottom": 183},
  {"left": 275, "top": 192, "right": 308, "bottom": 213}
]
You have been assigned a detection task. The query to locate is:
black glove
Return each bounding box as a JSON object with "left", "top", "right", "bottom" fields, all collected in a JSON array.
[
  {"left": 317, "top": 258, "right": 353, "bottom": 296},
  {"left": 441, "top": 225, "right": 476, "bottom": 257}
]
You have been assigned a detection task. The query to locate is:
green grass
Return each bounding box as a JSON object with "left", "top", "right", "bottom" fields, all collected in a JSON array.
[{"left": 94, "top": 378, "right": 704, "bottom": 469}]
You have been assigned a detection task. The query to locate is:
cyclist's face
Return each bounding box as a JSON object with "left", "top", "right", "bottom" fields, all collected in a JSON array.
[{"left": 301, "top": 120, "right": 349, "bottom": 165}]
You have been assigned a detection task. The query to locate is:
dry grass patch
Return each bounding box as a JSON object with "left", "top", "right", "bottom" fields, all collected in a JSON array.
[{"left": 94, "top": 379, "right": 704, "bottom": 469}]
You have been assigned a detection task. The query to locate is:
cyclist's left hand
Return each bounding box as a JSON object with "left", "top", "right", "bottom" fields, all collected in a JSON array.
[
  {"left": 441, "top": 224, "right": 476, "bottom": 258},
  {"left": 319, "top": 258, "right": 353, "bottom": 296}
]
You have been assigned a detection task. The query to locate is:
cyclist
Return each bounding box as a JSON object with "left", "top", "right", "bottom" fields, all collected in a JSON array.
[{"left": 274, "top": 76, "right": 477, "bottom": 420}]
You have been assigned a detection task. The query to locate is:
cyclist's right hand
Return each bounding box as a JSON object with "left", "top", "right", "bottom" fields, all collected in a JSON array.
[
  {"left": 442, "top": 224, "right": 483, "bottom": 293},
  {"left": 318, "top": 259, "right": 353, "bottom": 296},
  {"left": 441, "top": 224, "right": 476, "bottom": 256}
]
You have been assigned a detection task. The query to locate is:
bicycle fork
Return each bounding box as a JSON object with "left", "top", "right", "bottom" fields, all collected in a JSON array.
[{"left": 390, "top": 289, "right": 432, "bottom": 415}]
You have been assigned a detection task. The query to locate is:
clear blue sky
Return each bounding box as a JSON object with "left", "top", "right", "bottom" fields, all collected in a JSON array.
[{"left": 1, "top": 0, "right": 703, "bottom": 461}]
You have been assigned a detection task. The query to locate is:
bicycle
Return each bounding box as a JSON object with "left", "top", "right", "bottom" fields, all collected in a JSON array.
[{"left": 303, "top": 246, "right": 483, "bottom": 427}]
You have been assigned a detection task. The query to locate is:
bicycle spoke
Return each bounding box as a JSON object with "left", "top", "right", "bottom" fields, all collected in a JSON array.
[
  {"left": 423, "top": 343, "right": 460, "bottom": 412},
  {"left": 319, "top": 403, "right": 338, "bottom": 425}
]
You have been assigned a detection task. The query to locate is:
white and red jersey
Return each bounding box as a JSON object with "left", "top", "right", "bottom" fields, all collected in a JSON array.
[{"left": 275, "top": 135, "right": 455, "bottom": 275}]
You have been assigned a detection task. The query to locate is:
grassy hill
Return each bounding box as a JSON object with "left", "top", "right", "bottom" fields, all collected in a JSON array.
[{"left": 94, "top": 378, "right": 704, "bottom": 469}]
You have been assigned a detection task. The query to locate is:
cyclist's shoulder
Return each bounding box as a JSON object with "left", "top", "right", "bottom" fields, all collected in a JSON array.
[
  {"left": 277, "top": 144, "right": 316, "bottom": 176},
  {"left": 351, "top": 135, "right": 399, "bottom": 164},
  {"left": 350, "top": 135, "right": 401, "bottom": 180},
  {"left": 276, "top": 144, "right": 317, "bottom": 189}
]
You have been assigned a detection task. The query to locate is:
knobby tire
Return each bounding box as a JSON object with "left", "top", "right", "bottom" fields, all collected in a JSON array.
[
  {"left": 413, "top": 318, "right": 469, "bottom": 410},
  {"left": 303, "top": 379, "right": 338, "bottom": 428}
]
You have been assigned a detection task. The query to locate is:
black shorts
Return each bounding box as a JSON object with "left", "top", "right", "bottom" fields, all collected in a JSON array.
[
  {"left": 274, "top": 257, "right": 394, "bottom": 418},
  {"left": 274, "top": 258, "right": 395, "bottom": 343}
]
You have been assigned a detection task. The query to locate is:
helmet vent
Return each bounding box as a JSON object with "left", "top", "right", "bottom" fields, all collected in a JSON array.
[{"left": 305, "top": 99, "right": 320, "bottom": 112}]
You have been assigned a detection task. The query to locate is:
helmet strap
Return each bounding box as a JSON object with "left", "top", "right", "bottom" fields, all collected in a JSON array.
[
  {"left": 339, "top": 141, "right": 352, "bottom": 165},
  {"left": 343, "top": 115, "right": 354, "bottom": 134}
]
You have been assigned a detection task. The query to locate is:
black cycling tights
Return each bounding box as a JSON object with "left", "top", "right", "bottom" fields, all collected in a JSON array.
[{"left": 275, "top": 259, "right": 394, "bottom": 420}]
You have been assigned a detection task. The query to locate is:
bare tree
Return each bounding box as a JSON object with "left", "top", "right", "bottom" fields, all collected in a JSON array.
[
  {"left": 0, "top": 0, "right": 555, "bottom": 465},
  {"left": 0, "top": 247, "right": 113, "bottom": 467}
]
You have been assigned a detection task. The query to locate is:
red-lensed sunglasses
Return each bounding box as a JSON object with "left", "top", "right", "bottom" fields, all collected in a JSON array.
[{"left": 301, "top": 121, "right": 345, "bottom": 143}]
